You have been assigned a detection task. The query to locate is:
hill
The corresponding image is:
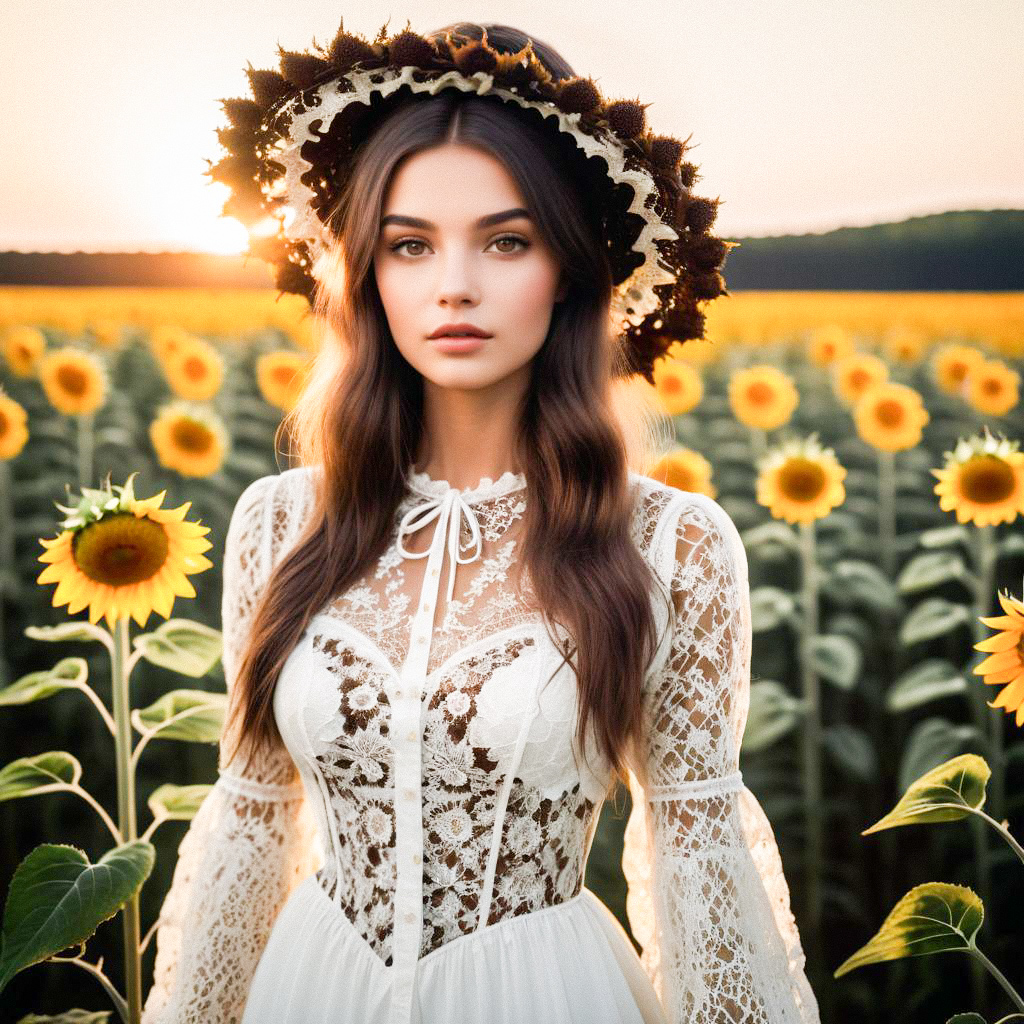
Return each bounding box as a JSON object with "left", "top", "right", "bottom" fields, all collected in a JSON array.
[{"left": 0, "top": 209, "right": 1021, "bottom": 291}]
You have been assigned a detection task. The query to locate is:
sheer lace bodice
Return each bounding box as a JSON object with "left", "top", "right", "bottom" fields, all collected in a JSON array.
[{"left": 142, "top": 464, "right": 819, "bottom": 1024}]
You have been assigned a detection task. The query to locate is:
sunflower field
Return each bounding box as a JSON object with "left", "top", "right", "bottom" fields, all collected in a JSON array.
[{"left": 1, "top": 286, "right": 1023, "bottom": 1022}]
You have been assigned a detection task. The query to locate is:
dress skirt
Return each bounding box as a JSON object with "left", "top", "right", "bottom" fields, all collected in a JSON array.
[{"left": 242, "top": 873, "right": 668, "bottom": 1024}]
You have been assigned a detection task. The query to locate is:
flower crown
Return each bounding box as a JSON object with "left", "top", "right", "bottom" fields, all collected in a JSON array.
[{"left": 208, "top": 19, "right": 735, "bottom": 383}]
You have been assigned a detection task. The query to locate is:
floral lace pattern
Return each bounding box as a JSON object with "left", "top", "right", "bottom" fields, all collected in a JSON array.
[{"left": 142, "top": 464, "right": 819, "bottom": 1024}]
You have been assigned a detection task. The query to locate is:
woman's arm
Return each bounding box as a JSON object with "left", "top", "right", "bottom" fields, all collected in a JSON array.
[
  {"left": 625, "top": 493, "right": 820, "bottom": 1023},
  {"left": 142, "top": 473, "right": 319, "bottom": 1023}
]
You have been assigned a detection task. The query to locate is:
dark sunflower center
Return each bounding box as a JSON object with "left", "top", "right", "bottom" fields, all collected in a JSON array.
[
  {"left": 951, "top": 362, "right": 969, "bottom": 382},
  {"left": 0, "top": 409, "right": 9, "bottom": 435},
  {"left": 56, "top": 365, "right": 88, "bottom": 396},
  {"left": 72, "top": 513, "right": 169, "bottom": 585},
  {"left": 779, "top": 458, "right": 826, "bottom": 503},
  {"left": 849, "top": 368, "right": 870, "bottom": 389},
  {"left": 184, "top": 356, "right": 206, "bottom": 381},
  {"left": 273, "top": 366, "right": 297, "bottom": 387},
  {"left": 960, "top": 456, "right": 1016, "bottom": 505},
  {"left": 170, "top": 418, "right": 214, "bottom": 454},
  {"left": 668, "top": 465, "right": 694, "bottom": 490},
  {"left": 982, "top": 378, "right": 1002, "bottom": 396},
  {"left": 747, "top": 381, "right": 774, "bottom": 405},
  {"left": 875, "top": 399, "right": 906, "bottom": 428}
]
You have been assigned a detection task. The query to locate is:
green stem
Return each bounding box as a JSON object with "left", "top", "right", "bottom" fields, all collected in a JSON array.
[
  {"left": 111, "top": 618, "right": 142, "bottom": 1022},
  {"left": 55, "top": 954, "right": 129, "bottom": 1023},
  {"left": 750, "top": 427, "right": 768, "bottom": 466},
  {"left": 70, "top": 784, "right": 123, "bottom": 844},
  {"left": 0, "top": 459, "right": 10, "bottom": 685},
  {"left": 971, "top": 945, "right": 1024, "bottom": 1012},
  {"left": 798, "top": 519, "right": 825, "bottom": 987},
  {"left": 75, "top": 680, "right": 118, "bottom": 736},
  {"left": 877, "top": 449, "right": 896, "bottom": 578},
  {"left": 974, "top": 525, "right": 1004, "bottom": 821},
  {"left": 77, "top": 412, "right": 94, "bottom": 489}
]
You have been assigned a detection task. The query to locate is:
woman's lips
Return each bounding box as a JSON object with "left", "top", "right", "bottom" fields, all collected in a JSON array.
[{"left": 429, "top": 336, "right": 487, "bottom": 353}]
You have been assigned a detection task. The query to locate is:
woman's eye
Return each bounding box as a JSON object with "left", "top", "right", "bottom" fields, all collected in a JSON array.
[{"left": 388, "top": 235, "right": 529, "bottom": 257}]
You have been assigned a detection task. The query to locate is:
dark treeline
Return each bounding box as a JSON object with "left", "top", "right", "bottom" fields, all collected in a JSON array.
[{"left": 1, "top": 209, "right": 1021, "bottom": 291}]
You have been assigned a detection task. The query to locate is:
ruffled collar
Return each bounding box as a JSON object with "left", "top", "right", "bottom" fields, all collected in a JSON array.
[{"left": 405, "top": 464, "right": 527, "bottom": 506}]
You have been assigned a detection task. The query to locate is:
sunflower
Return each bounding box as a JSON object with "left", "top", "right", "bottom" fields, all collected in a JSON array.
[
  {"left": 973, "top": 589, "right": 1024, "bottom": 726},
  {"left": 39, "top": 347, "right": 108, "bottom": 416},
  {"left": 256, "top": 350, "right": 313, "bottom": 412},
  {"left": 0, "top": 393, "right": 29, "bottom": 460},
  {"left": 932, "top": 344, "right": 985, "bottom": 396},
  {"left": 149, "top": 325, "right": 192, "bottom": 365},
  {"left": 965, "top": 359, "right": 1020, "bottom": 417},
  {"left": 651, "top": 356, "right": 703, "bottom": 416},
  {"left": 854, "top": 382, "right": 930, "bottom": 453},
  {"left": 881, "top": 326, "right": 927, "bottom": 366},
  {"left": 87, "top": 319, "right": 124, "bottom": 350},
  {"left": 728, "top": 365, "right": 799, "bottom": 430},
  {"left": 647, "top": 447, "right": 717, "bottom": 498},
  {"left": 833, "top": 352, "right": 889, "bottom": 406},
  {"left": 164, "top": 336, "right": 225, "bottom": 402},
  {"left": 149, "top": 401, "right": 230, "bottom": 477},
  {"left": 2, "top": 325, "right": 46, "bottom": 378},
  {"left": 36, "top": 472, "right": 213, "bottom": 629},
  {"left": 807, "top": 325, "right": 855, "bottom": 367},
  {"left": 931, "top": 430, "right": 1024, "bottom": 527},
  {"left": 756, "top": 434, "right": 847, "bottom": 525}
]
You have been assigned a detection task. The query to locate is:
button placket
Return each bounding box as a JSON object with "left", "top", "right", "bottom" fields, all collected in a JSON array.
[
  {"left": 388, "top": 484, "right": 489, "bottom": 1024},
  {"left": 388, "top": 493, "right": 451, "bottom": 1024}
]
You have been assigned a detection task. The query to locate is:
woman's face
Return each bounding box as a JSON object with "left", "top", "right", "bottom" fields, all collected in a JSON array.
[{"left": 373, "top": 142, "right": 567, "bottom": 394}]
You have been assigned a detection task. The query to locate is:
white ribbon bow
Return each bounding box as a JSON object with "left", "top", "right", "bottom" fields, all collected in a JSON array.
[{"left": 395, "top": 490, "right": 484, "bottom": 605}]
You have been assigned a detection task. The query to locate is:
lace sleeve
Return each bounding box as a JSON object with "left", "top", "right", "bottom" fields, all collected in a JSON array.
[
  {"left": 142, "top": 472, "right": 321, "bottom": 1024},
  {"left": 622, "top": 492, "right": 820, "bottom": 1024}
]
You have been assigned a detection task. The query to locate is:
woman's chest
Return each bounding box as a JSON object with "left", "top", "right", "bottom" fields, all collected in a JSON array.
[{"left": 274, "top": 612, "right": 613, "bottom": 806}]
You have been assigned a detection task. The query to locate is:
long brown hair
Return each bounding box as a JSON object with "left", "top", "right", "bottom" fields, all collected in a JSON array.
[{"left": 224, "top": 22, "right": 672, "bottom": 790}]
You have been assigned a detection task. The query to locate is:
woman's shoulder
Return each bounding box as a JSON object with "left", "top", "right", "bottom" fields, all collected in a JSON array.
[{"left": 626, "top": 469, "right": 740, "bottom": 569}]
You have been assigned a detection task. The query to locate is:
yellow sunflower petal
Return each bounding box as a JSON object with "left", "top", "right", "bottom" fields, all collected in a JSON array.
[
  {"left": 975, "top": 650, "right": 1023, "bottom": 674},
  {"left": 974, "top": 631, "right": 1022, "bottom": 653}
]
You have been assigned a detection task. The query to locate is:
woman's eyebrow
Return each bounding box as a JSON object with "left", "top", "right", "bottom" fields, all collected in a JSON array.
[{"left": 380, "top": 208, "right": 532, "bottom": 230}]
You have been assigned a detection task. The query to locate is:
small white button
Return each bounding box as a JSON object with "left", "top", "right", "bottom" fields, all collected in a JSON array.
[
  {"left": 394, "top": 688, "right": 403, "bottom": 699},
  {"left": 407, "top": 729, "right": 417, "bottom": 742},
  {"left": 417, "top": 635, "right": 427, "bottom": 644},
  {"left": 404, "top": 788, "right": 416, "bottom": 801},
  {"left": 404, "top": 911, "right": 416, "bottom": 923},
  {"left": 422, "top": 602, "right": 430, "bottom": 612},
  {"left": 412, "top": 852, "right": 421, "bottom": 865},
  {"left": 430, "top": 568, "right": 439, "bottom": 577}
]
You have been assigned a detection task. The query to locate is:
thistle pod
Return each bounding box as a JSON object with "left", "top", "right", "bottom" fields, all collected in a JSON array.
[
  {"left": 246, "top": 66, "right": 293, "bottom": 110},
  {"left": 278, "top": 49, "right": 334, "bottom": 90},
  {"left": 250, "top": 234, "right": 289, "bottom": 264},
  {"left": 554, "top": 77, "right": 603, "bottom": 116},
  {"left": 207, "top": 154, "right": 260, "bottom": 188},
  {"left": 685, "top": 196, "right": 719, "bottom": 235},
  {"left": 276, "top": 260, "right": 314, "bottom": 298},
  {"left": 451, "top": 37, "right": 499, "bottom": 76},
  {"left": 328, "top": 23, "right": 379, "bottom": 73},
  {"left": 388, "top": 29, "right": 442, "bottom": 69},
  {"left": 692, "top": 270, "right": 726, "bottom": 301},
  {"left": 664, "top": 304, "right": 706, "bottom": 341},
  {"left": 216, "top": 124, "right": 257, "bottom": 154},
  {"left": 688, "top": 235, "right": 729, "bottom": 272},
  {"left": 648, "top": 135, "right": 684, "bottom": 173},
  {"left": 605, "top": 100, "right": 647, "bottom": 141},
  {"left": 222, "top": 190, "right": 266, "bottom": 225},
  {"left": 679, "top": 161, "right": 699, "bottom": 189},
  {"left": 221, "top": 98, "right": 262, "bottom": 132}
]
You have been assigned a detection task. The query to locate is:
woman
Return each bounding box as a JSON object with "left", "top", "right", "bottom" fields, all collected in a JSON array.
[{"left": 142, "top": 20, "right": 820, "bottom": 1024}]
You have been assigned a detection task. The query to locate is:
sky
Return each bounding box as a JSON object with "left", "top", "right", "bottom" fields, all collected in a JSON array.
[{"left": 2, "top": 0, "right": 1021, "bottom": 253}]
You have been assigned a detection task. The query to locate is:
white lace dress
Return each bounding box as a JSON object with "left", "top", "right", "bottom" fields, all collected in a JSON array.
[{"left": 141, "top": 464, "right": 820, "bottom": 1024}]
